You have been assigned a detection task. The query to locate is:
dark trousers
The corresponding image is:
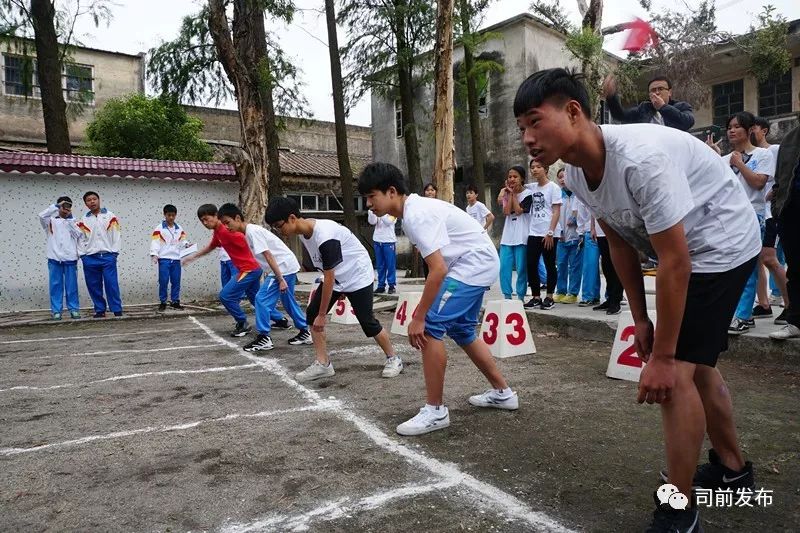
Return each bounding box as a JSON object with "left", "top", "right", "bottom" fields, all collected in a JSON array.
[
  {"left": 597, "top": 236, "right": 623, "bottom": 305},
  {"left": 777, "top": 189, "right": 800, "bottom": 327},
  {"left": 527, "top": 235, "right": 558, "bottom": 295}
]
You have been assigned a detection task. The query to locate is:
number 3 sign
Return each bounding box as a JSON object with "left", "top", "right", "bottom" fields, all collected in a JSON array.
[
  {"left": 480, "top": 300, "right": 536, "bottom": 358},
  {"left": 606, "top": 311, "right": 657, "bottom": 382}
]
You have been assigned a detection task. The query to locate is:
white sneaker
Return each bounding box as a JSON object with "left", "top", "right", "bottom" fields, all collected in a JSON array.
[
  {"left": 396, "top": 406, "right": 450, "bottom": 436},
  {"left": 381, "top": 355, "right": 404, "bottom": 378},
  {"left": 769, "top": 295, "right": 784, "bottom": 307},
  {"left": 769, "top": 324, "right": 800, "bottom": 340},
  {"left": 295, "top": 361, "right": 335, "bottom": 382},
  {"left": 468, "top": 389, "right": 519, "bottom": 410}
]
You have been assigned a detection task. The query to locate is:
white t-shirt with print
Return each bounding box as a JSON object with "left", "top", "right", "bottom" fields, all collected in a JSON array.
[
  {"left": 721, "top": 146, "right": 774, "bottom": 216},
  {"left": 245, "top": 224, "right": 300, "bottom": 276},
  {"left": 499, "top": 189, "right": 532, "bottom": 246},
  {"left": 403, "top": 194, "right": 499, "bottom": 288},
  {"left": 565, "top": 124, "right": 761, "bottom": 273},
  {"left": 525, "top": 181, "right": 562, "bottom": 237},
  {"left": 765, "top": 144, "right": 780, "bottom": 220},
  {"left": 301, "top": 219, "right": 374, "bottom": 293},
  {"left": 466, "top": 201, "right": 491, "bottom": 227}
]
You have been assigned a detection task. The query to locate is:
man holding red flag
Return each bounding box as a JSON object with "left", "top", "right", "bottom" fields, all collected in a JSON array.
[{"left": 602, "top": 74, "right": 695, "bottom": 132}]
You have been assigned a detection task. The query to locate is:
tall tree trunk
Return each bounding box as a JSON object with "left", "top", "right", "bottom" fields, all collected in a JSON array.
[
  {"left": 394, "top": 0, "right": 423, "bottom": 195},
  {"left": 431, "top": 0, "right": 455, "bottom": 203},
  {"left": 578, "top": 0, "right": 604, "bottom": 119},
  {"left": 457, "top": 0, "right": 485, "bottom": 203},
  {"left": 325, "top": 0, "right": 357, "bottom": 232},
  {"left": 30, "top": 0, "right": 71, "bottom": 154},
  {"left": 208, "top": 0, "right": 269, "bottom": 224}
]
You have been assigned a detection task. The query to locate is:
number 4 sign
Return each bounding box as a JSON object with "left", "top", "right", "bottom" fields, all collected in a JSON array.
[
  {"left": 391, "top": 292, "right": 422, "bottom": 336},
  {"left": 480, "top": 300, "right": 536, "bottom": 358},
  {"left": 606, "top": 311, "right": 657, "bottom": 382}
]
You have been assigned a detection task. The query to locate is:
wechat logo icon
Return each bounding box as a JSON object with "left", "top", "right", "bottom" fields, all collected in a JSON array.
[{"left": 657, "top": 484, "right": 689, "bottom": 510}]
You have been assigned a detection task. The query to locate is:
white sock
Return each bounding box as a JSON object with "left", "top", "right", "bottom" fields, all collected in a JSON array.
[
  {"left": 496, "top": 387, "right": 513, "bottom": 398},
  {"left": 425, "top": 403, "right": 444, "bottom": 412}
]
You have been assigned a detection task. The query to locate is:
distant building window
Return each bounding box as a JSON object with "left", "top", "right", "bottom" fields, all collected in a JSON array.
[
  {"left": 758, "top": 70, "right": 792, "bottom": 118},
  {"left": 3, "top": 54, "right": 39, "bottom": 97},
  {"left": 478, "top": 78, "right": 489, "bottom": 118},
  {"left": 394, "top": 99, "right": 403, "bottom": 138},
  {"left": 287, "top": 193, "right": 365, "bottom": 213},
  {"left": 64, "top": 63, "right": 94, "bottom": 102},
  {"left": 712, "top": 79, "right": 744, "bottom": 127}
]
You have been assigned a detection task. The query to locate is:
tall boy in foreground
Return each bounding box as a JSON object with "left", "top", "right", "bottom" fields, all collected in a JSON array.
[
  {"left": 358, "top": 162, "right": 518, "bottom": 436},
  {"left": 218, "top": 203, "right": 311, "bottom": 351},
  {"left": 150, "top": 204, "right": 189, "bottom": 311},
  {"left": 264, "top": 197, "right": 403, "bottom": 382},
  {"left": 514, "top": 68, "right": 760, "bottom": 531},
  {"left": 183, "top": 204, "right": 262, "bottom": 337}
]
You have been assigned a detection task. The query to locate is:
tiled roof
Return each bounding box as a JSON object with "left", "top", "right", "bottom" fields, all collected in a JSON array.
[
  {"left": 0, "top": 152, "right": 237, "bottom": 182},
  {"left": 279, "top": 150, "right": 371, "bottom": 179}
]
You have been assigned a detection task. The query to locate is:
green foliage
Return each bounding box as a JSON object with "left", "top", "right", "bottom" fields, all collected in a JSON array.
[
  {"left": 147, "top": 1, "right": 308, "bottom": 118},
  {"left": 565, "top": 25, "right": 603, "bottom": 66},
  {"left": 529, "top": 0, "right": 575, "bottom": 34},
  {"left": 740, "top": 5, "right": 791, "bottom": 83},
  {"left": 86, "top": 94, "right": 213, "bottom": 162}
]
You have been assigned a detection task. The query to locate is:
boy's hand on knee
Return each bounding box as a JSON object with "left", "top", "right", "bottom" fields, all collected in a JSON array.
[
  {"left": 312, "top": 314, "right": 327, "bottom": 333},
  {"left": 637, "top": 356, "right": 675, "bottom": 405},
  {"left": 408, "top": 318, "right": 427, "bottom": 350}
]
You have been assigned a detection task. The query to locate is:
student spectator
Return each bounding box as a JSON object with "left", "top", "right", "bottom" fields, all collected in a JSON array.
[
  {"left": 497, "top": 166, "right": 532, "bottom": 301},
  {"left": 554, "top": 169, "right": 582, "bottom": 304},
  {"left": 770, "top": 124, "right": 800, "bottom": 340},
  {"left": 523, "top": 160, "right": 561, "bottom": 310},
  {"left": 419, "top": 182, "right": 438, "bottom": 278},
  {"left": 368, "top": 210, "right": 398, "bottom": 294},
  {"left": 38, "top": 197, "right": 82, "bottom": 320},
  {"left": 77, "top": 191, "right": 123, "bottom": 318},
  {"left": 465, "top": 184, "right": 494, "bottom": 231},
  {"left": 576, "top": 201, "right": 600, "bottom": 307},
  {"left": 602, "top": 74, "right": 695, "bottom": 131},
  {"left": 150, "top": 204, "right": 188, "bottom": 311}
]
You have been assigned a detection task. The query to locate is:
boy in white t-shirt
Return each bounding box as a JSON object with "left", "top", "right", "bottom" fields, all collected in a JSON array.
[
  {"left": 358, "top": 162, "right": 518, "bottom": 437},
  {"left": 367, "top": 210, "right": 398, "bottom": 294},
  {"left": 465, "top": 184, "right": 494, "bottom": 231},
  {"left": 523, "top": 160, "right": 562, "bottom": 309},
  {"left": 514, "top": 68, "right": 760, "bottom": 532},
  {"left": 264, "top": 197, "right": 403, "bottom": 382},
  {"left": 218, "top": 203, "right": 311, "bottom": 352}
]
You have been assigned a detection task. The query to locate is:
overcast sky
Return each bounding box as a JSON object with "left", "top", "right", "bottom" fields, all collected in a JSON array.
[{"left": 73, "top": 0, "right": 800, "bottom": 127}]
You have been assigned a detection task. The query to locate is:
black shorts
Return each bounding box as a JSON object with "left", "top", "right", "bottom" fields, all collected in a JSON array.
[
  {"left": 763, "top": 218, "right": 778, "bottom": 248},
  {"left": 676, "top": 256, "right": 758, "bottom": 367},
  {"left": 306, "top": 282, "right": 383, "bottom": 337}
]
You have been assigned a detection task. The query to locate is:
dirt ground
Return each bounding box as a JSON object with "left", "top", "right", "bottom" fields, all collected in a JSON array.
[{"left": 0, "top": 312, "right": 797, "bottom": 532}]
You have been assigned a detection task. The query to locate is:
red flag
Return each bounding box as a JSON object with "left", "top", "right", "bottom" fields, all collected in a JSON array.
[{"left": 622, "top": 17, "right": 658, "bottom": 53}]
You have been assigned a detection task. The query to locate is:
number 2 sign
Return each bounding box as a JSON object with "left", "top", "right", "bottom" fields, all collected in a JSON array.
[
  {"left": 480, "top": 300, "right": 536, "bottom": 358},
  {"left": 606, "top": 311, "right": 657, "bottom": 382}
]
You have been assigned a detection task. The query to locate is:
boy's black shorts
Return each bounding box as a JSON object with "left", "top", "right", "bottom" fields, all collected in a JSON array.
[
  {"left": 306, "top": 282, "right": 382, "bottom": 338},
  {"left": 676, "top": 256, "right": 758, "bottom": 367},
  {"left": 763, "top": 218, "right": 778, "bottom": 248}
]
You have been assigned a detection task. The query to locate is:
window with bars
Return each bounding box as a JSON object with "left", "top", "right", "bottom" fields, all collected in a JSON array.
[
  {"left": 286, "top": 193, "right": 365, "bottom": 213},
  {"left": 758, "top": 70, "right": 792, "bottom": 118},
  {"left": 64, "top": 63, "right": 94, "bottom": 102},
  {"left": 3, "top": 55, "right": 38, "bottom": 96},
  {"left": 712, "top": 79, "right": 744, "bottom": 127},
  {"left": 394, "top": 99, "right": 403, "bottom": 138}
]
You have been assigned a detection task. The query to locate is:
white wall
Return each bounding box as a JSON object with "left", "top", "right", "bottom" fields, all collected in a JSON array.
[{"left": 0, "top": 172, "right": 238, "bottom": 311}]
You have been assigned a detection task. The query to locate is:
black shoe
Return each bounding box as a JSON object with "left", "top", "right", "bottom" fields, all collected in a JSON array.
[
  {"left": 728, "top": 318, "right": 749, "bottom": 335},
  {"left": 288, "top": 329, "right": 313, "bottom": 345},
  {"left": 745, "top": 317, "right": 755, "bottom": 327},
  {"left": 113, "top": 312, "right": 123, "bottom": 317},
  {"left": 374, "top": 287, "right": 386, "bottom": 294},
  {"left": 243, "top": 334, "right": 273, "bottom": 352},
  {"left": 646, "top": 497, "right": 702, "bottom": 533},
  {"left": 659, "top": 449, "right": 755, "bottom": 491},
  {"left": 539, "top": 284, "right": 547, "bottom": 291},
  {"left": 271, "top": 318, "right": 291, "bottom": 330},
  {"left": 606, "top": 304, "right": 621, "bottom": 315},
  {"left": 93, "top": 312, "right": 106, "bottom": 319},
  {"left": 593, "top": 301, "right": 610, "bottom": 311},
  {"left": 388, "top": 286, "right": 396, "bottom": 294},
  {"left": 158, "top": 302, "right": 167, "bottom": 311},
  {"left": 170, "top": 301, "right": 184, "bottom": 310},
  {"left": 774, "top": 309, "right": 788, "bottom": 325},
  {"left": 540, "top": 296, "right": 555, "bottom": 310},
  {"left": 752, "top": 305, "right": 772, "bottom": 319},
  {"left": 523, "top": 297, "right": 542, "bottom": 309},
  {"left": 231, "top": 321, "right": 252, "bottom": 337}
]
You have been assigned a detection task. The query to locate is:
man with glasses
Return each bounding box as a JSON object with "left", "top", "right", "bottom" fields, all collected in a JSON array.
[{"left": 601, "top": 74, "right": 695, "bottom": 131}]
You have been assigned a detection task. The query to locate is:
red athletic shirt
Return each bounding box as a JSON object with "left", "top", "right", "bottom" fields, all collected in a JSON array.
[{"left": 210, "top": 224, "right": 260, "bottom": 273}]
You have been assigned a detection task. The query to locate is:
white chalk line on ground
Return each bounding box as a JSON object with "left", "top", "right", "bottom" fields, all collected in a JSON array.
[
  {"left": 189, "top": 316, "right": 575, "bottom": 533},
  {"left": 0, "top": 363, "right": 262, "bottom": 393},
  {"left": 0, "top": 327, "right": 193, "bottom": 345},
  {"left": 221, "top": 479, "right": 460, "bottom": 533},
  {"left": 30, "top": 344, "right": 224, "bottom": 360},
  {"left": 0, "top": 403, "right": 331, "bottom": 457}
]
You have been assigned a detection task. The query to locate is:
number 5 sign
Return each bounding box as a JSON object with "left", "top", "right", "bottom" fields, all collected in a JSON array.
[
  {"left": 480, "top": 300, "right": 536, "bottom": 358},
  {"left": 331, "top": 296, "right": 359, "bottom": 325},
  {"left": 606, "top": 311, "right": 657, "bottom": 382}
]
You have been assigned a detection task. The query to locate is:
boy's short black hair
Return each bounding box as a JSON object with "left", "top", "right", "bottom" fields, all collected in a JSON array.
[
  {"left": 217, "top": 203, "right": 243, "bottom": 220},
  {"left": 264, "top": 196, "right": 301, "bottom": 225},
  {"left": 163, "top": 204, "right": 177, "bottom": 215},
  {"left": 753, "top": 116, "right": 770, "bottom": 131},
  {"left": 57, "top": 196, "right": 72, "bottom": 205},
  {"left": 197, "top": 203, "right": 218, "bottom": 219},
  {"left": 728, "top": 111, "right": 755, "bottom": 131},
  {"left": 647, "top": 75, "right": 671, "bottom": 90},
  {"left": 514, "top": 68, "right": 591, "bottom": 119},
  {"left": 83, "top": 191, "right": 99, "bottom": 201},
  {"left": 357, "top": 162, "right": 409, "bottom": 195},
  {"left": 465, "top": 184, "right": 478, "bottom": 194}
]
